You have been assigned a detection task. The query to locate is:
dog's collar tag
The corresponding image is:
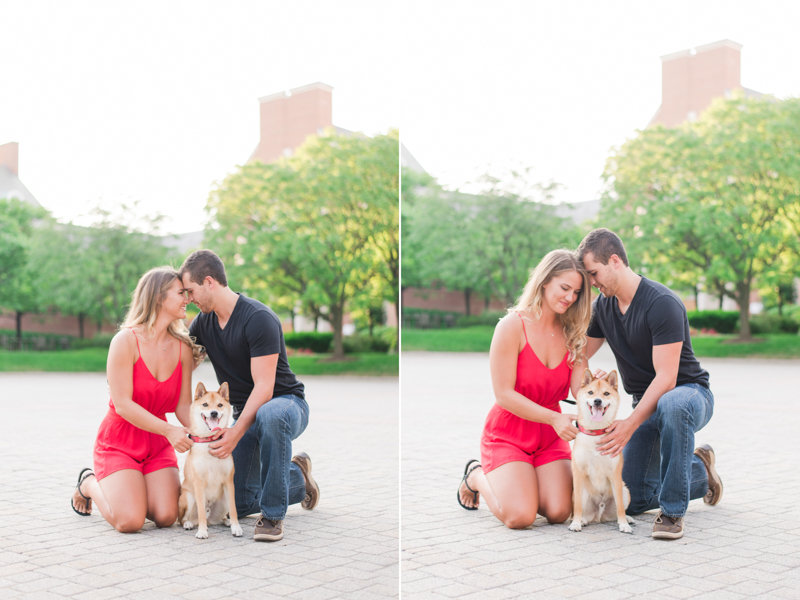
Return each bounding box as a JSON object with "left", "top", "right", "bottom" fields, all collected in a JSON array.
[{"left": 578, "top": 424, "right": 606, "bottom": 437}]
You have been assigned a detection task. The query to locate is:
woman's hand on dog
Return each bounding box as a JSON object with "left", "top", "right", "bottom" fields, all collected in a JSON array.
[
  {"left": 592, "top": 369, "right": 608, "bottom": 380},
  {"left": 551, "top": 412, "right": 579, "bottom": 441},
  {"left": 166, "top": 425, "right": 194, "bottom": 453}
]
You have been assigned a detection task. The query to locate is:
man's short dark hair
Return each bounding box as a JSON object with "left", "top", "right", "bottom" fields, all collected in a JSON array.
[
  {"left": 180, "top": 249, "right": 228, "bottom": 287},
  {"left": 577, "top": 228, "right": 629, "bottom": 267}
]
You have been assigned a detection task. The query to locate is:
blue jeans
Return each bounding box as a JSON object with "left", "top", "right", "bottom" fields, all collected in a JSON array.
[
  {"left": 623, "top": 383, "right": 714, "bottom": 518},
  {"left": 232, "top": 394, "right": 309, "bottom": 521}
]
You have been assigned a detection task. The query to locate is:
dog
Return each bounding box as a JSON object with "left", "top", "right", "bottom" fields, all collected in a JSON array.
[
  {"left": 568, "top": 369, "right": 634, "bottom": 534},
  {"left": 178, "top": 382, "right": 243, "bottom": 539}
]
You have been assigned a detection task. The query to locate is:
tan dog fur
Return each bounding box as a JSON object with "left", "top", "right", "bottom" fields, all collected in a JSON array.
[
  {"left": 568, "top": 369, "right": 634, "bottom": 534},
  {"left": 178, "top": 382, "right": 243, "bottom": 539}
]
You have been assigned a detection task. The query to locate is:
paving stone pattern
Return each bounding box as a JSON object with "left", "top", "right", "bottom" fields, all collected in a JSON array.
[
  {"left": 0, "top": 363, "right": 399, "bottom": 599},
  {"left": 401, "top": 348, "right": 800, "bottom": 600}
]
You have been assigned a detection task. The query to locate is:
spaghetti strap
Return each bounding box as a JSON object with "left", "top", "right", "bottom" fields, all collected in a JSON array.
[
  {"left": 127, "top": 327, "right": 142, "bottom": 354},
  {"left": 516, "top": 312, "right": 529, "bottom": 345}
]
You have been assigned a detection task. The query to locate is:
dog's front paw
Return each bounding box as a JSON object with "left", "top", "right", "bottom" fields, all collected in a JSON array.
[
  {"left": 183, "top": 521, "right": 194, "bottom": 530},
  {"left": 195, "top": 528, "right": 209, "bottom": 539},
  {"left": 618, "top": 521, "right": 633, "bottom": 534},
  {"left": 231, "top": 524, "right": 243, "bottom": 537},
  {"left": 568, "top": 520, "right": 582, "bottom": 532}
]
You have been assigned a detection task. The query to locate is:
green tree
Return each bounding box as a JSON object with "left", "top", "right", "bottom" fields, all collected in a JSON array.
[
  {"left": 404, "top": 168, "right": 580, "bottom": 309},
  {"left": 0, "top": 199, "right": 47, "bottom": 340},
  {"left": 207, "top": 129, "right": 399, "bottom": 360},
  {"left": 600, "top": 94, "right": 800, "bottom": 339},
  {"left": 81, "top": 205, "right": 176, "bottom": 327},
  {"left": 28, "top": 220, "right": 104, "bottom": 338}
]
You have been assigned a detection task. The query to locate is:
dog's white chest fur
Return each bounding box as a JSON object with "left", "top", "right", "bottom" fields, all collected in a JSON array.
[
  {"left": 573, "top": 436, "right": 620, "bottom": 496},
  {"left": 187, "top": 445, "right": 234, "bottom": 503}
]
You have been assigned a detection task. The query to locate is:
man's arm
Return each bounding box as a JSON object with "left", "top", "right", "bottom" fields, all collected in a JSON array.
[
  {"left": 209, "top": 353, "right": 278, "bottom": 459},
  {"left": 598, "top": 341, "right": 682, "bottom": 457},
  {"left": 586, "top": 336, "right": 605, "bottom": 359}
]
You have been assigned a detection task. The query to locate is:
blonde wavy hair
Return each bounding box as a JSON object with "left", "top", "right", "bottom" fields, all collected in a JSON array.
[
  {"left": 121, "top": 266, "right": 204, "bottom": 363},
  {"left": 509, "top": 249, "right": 592, "bottom": 366}
]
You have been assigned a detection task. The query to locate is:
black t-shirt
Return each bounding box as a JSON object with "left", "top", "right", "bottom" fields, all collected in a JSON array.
[
  {"left": 189, "top": 294, "right": 305, "bottom": 415},
  {"left": 587, "top": 276, "right": 709, "bottom": 406}
]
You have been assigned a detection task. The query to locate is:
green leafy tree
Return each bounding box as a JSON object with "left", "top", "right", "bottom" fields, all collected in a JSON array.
[
  {"left": 81, "top": 205, "right": 176, "bottom": 326},
  {"left": 28, "top": 220, "right": 105, "bottom": 338},
  {"left": 600, "top": 94, "right": 800, "bottom": 339},
  {"left": 0, "top": 199, "right": 47, "bottom": 340},
  {"left": 207, "top": 129, "right": 399, "bottom": 360}
]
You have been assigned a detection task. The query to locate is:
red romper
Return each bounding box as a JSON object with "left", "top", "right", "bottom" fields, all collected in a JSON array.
[
  {"left": 480, "top": 313, "right": 572, "bottom": 473},
  {"left": 93, "top": 332, "right": 182, "bottom": 480}
]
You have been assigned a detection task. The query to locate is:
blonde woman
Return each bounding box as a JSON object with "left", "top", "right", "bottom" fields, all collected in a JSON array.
[
  {"left": 70, "top": 267, "right": 204, "bottom": 532},
  {"left": 457, "top": 250, "right": 594, "bottom": 528}
]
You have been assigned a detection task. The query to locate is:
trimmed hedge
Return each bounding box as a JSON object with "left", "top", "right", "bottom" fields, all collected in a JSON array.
[
  {"left": 284, "top": 332, "right": 333, "bottom": 353},
  {"left": 750, "top": 313, "right": 800, "bottom": 334},
  {"left": 686, "top": 310, "right": 739, "bottom": 334},
  {"left": 456, "top": 311, "right": 506, "bottom": 328},
  {"left": 72, "top": 334, "right": 115, "bottom": 349}
]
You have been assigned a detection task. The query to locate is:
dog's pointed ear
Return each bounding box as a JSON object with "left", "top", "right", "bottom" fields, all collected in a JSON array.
[
  {"left": 194, "top": 382, "right": 206, "bottom": 400},
  {"left": 607, "top": 371, "right": 618, "bottom": 390},
  {"left": 218, "top": 382, "right": 229, "bottom": 401},
  {"left": 582, "top": 369, "right": 593, "bottom": 387}
]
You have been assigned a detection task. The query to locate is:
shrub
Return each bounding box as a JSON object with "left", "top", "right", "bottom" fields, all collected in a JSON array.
[
  {"left": 343, "top": 332, "right": 394, "bottom": 353},
  {"left": 284, "top": 332, "right": 333, "bottom": 353},
  {"left": 401, "top": 308, "right": 461, "bottom": 329},
  {"left": 749, "top": 313, "right": 800, "bottom": 334},
  {"left": 72, "top": 334, "right": 115, "bottom": 349},
  {"left": 456, "top": 311, "right": 506, "bottom": 328},
  {"left": 686, "top": 310, "right": 739, "bottom": 334}
]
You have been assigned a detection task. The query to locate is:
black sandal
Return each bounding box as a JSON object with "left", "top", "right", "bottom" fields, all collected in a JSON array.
[
  {"left": 457, "top": 459, "right": 481, "bottom": 511},
  {"left": 71, "top": 468, "right": 94, "bottom": 516}
]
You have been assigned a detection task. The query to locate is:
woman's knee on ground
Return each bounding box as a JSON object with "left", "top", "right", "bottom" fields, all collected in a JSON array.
[
  {"left": 150, "top": 505, "right": 179, "bottom": 528},
  {"left": 540, "top": 502, "right": 572, "bottom": 524},
  {"left": 112, "top": 512, "right": 146, "bottom": 533},
  {"left": 500, "top": 507, "right": 538, "bottom": 529}
]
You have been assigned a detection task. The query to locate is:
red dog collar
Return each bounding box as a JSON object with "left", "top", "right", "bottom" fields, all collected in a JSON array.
[
  {"left": 578, "top": 424, "right": 606, "bottom": 437},
  {"left": 187, "top": 434, "right": 215, "bottom": 443}
]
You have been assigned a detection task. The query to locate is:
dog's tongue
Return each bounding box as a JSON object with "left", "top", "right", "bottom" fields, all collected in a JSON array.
[
  {"left": 590, "top": 405, "right": 605, "bottom": 422},
  {"left": 211, "top": 427, "right": 221, "bottom": 432}
]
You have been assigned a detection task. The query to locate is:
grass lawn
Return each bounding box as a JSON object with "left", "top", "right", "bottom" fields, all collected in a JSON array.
[
  {"left": 402, "top": 327, "right": 800, "bottom": 358},
  {"left": 0, "top": 349, "right": 398, "bottom": 376}
]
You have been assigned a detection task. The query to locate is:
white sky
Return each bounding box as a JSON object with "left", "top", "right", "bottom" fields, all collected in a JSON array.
[
  {"left": 401, "top": 0, "right": 800, "bottom": 204},
  {"left": 0, "top": 1, "right": 399, "bottom": 234}
]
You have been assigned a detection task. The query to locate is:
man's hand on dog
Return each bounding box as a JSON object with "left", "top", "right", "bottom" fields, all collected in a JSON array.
[
  {"left": 598, "top": 417, "right": 636, "bottom": 457},
  {"left": 552, "top": 412, "right": 579, "bottom": 442},
  {"left": 209, "top": 426, "right": 243, "bottom": 459}
]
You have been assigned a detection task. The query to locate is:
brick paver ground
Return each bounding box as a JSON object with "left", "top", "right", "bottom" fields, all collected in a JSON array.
[
  {"left": 401, "top": 347, "right": 800, "bottom": 600},
  {"left": 0, "top": 363, "right": 399, "bottom": 599}
]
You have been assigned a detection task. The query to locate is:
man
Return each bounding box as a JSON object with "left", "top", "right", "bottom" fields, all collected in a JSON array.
[
  {"left": 578, "top": 228, "right": 722, "bottom": 540},
  {"left": 180, "top": 249, "right": 319, "bottom": 542}
]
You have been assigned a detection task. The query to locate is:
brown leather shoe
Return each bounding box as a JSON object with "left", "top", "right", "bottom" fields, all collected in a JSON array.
[
  {"left": 292, "top": 452, "right": 320, "bottom": 510},
  {"left": 253, "top": 516, "right": 283, "bottom": 542},
  {"left": 694, "top": 444, "right": 723, "bottom": 506},
  {"left": 652, "top": 511, "right": 684, "bottom": 540}
]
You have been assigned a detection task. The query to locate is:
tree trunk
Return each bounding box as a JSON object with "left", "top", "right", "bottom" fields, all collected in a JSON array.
[
  {"left": 290, "top": 308, "right": 295, "bottom": 333},
  {"left": 464, "top": 288, "right": 472, "bottom": 317},
  {"left": 736, "top": 281, "right": 752, "bottom": 340},
  {"left": 314, "top": 316, "right": 319, "bottom": 332},
  {"left": 15, "top": 311, "right": 23, "bottom": 341},
  {"left": 330, "top": 305, "right": 345, "bottom": 360},
  {"left": 78, "top": 313, "right": 85, "bottom": 339},
  {"left": 485, "top": 295, "right": 490, "bottom": 311}
]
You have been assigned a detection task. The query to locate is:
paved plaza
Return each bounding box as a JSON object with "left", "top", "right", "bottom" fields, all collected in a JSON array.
[
  {"left": 0, "top": 363, "right": 399, "bottom": 599},
  {"left": 402, "top": 348, "right": 800, "bottom": 600}
]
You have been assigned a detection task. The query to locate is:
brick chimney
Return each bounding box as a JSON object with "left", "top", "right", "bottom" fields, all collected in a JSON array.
[
  {"left": 651, "top": 40, "right": 743, "bottom": 128},
  {"left": 250, "top": 82, "right": 333, "bottom": 165},
  {"left": 0, "top": 141, "right": 19, "bottom": 175}
]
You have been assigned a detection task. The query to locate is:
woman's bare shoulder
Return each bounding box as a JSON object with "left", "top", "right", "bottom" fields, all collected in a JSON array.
[{"left": 109, "top": 328, "right": 137, "bottom": 356}]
